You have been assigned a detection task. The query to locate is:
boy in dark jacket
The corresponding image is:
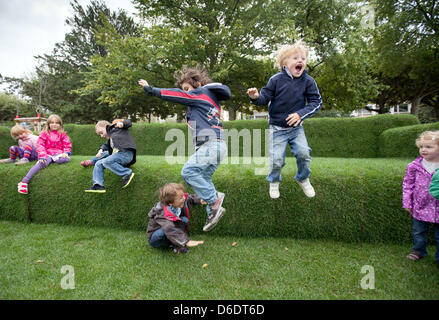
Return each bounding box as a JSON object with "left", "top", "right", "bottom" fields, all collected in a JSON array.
[
  {"left": 85, "top": 119, "right": 136, "bottom": 193},
  {"left": 247, "top": 40, "right": 322, "bottom": 199},
  {"left": 139, "top": 66, "right": 230, "bottom": 232},
  {"left": 147, "top": 183, "right": 205, "bottom": 253}
]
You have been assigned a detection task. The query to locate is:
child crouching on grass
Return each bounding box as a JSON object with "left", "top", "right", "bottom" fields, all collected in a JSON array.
[
  {"left": 403, "top": 130, "right": 439, "bottom": 265},
  {"left": 84, "top": 119, "right": 136, "bottom": 193},
  {"left": 147, "top": 183, "right": 205, "bottom": 254}
]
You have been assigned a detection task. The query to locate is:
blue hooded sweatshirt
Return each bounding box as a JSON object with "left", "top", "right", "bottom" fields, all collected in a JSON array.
[
  {"left": 143, "top": 83, "right": 231, "bottom": 146},
  {"left": 250, "top": 67, "right": 322, "bottom": 127}
]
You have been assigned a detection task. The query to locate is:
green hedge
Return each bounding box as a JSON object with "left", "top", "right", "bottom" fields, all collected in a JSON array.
[
  {"left": 378, "top": 122, "right": 439, "bottom": 158},
  {"left": 0, "top": 114, "right": 419, "bottom": 158},
  {"left": 0, "top": 155, "right": 416, "bottom": 244}
]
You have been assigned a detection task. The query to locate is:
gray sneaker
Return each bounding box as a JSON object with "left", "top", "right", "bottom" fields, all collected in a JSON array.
[
  {"left": 0, "top": 158, "right": 15, "bottom": 164},
  {"left": 203, "top": 192, "right": 226, "bottom": 232}
]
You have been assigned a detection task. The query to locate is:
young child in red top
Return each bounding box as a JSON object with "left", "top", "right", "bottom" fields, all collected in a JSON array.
[
  {"left": 147, "top": 183, "right": 205, "bottom": 254},
  {"left": 17, "top": 114, "right": 72, "bottom": 194}
]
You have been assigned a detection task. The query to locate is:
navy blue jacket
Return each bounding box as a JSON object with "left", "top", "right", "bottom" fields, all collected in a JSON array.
[
  {"left": 250, "top": 67, "right": 322, "bottom": 127},
  {"left": 143, "top": 83, "right": 231, "bottom": 146}
]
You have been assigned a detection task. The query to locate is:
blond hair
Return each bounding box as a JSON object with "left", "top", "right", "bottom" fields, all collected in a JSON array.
[
  {"left": 43, "top": 114, "right": 64, "bottom": 133},
  {"left": 416, "top": 130, "right": 439, "bottom": 147},
  {"left": 159, "top": 183, "right": 185, "bottom": 206},
  {"left": 95, "top": 120, "right": 111, "bottom": 130},
  {"left": 275, "top": 40, "right": 309, "bottom": 70},
  {"left": 10, "top": 124, "right": 33, "bottom": 139}
]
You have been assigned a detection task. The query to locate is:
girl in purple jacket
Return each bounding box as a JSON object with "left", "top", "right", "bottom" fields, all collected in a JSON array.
[{"left": 403, "top": 130, "right": 439, "bottom": 264}]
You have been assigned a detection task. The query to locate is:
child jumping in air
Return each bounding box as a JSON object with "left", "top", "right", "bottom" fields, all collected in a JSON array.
[
  {"left": 247, "top": 40, "right": 322, "bottom": 199},
  {"left": 147, "top": 183, "right": 205, "bottom": 254},
  {"left": 1, "top": 124, "right": 38, "bottom": 165},
  {"left": 84, "top": 119, "right": 136, "bottom": 193},
  {"left": 139, "top": 65, "right": 230, "bottom": 232},
  {"left": 17, "top": 115, "right": 72, "bottom": 194},
  {"left": 403, "top": 130, "right": 439, "bottom": 265}
]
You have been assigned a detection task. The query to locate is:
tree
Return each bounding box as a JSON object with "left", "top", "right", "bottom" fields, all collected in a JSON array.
[
  {"left": 0, "top": 93, "right": 35, "bottom": 122},
  {"left": 373, "top": 0, "right": 439, "bottom": 119}
]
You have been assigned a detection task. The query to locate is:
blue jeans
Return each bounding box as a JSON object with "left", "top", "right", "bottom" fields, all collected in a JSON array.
[
  {"left": 412, "top": 218, "right": 439, "bottom": 261},
  {"left": 92, "top": 150, "right": 133, "bottom": 186},
  {"left": 181, "top": 140, "right": 227, "bottom": 211},
  {"left": 149, "top": 216, "right": 189, "bottom": 248},
  {"left": 266, "top": 125, "right": 312, "bottom": 183},
  {"left": 91, "top": 151, "right": 110, "bottom": 165}
]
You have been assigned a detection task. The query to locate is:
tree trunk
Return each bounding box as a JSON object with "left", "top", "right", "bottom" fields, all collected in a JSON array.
[
  {"left": 227, "top": 107, "right": 236, "bottom": 121},
  {"left": 410, "top": 96, "right": 422, "bottom": 116}
]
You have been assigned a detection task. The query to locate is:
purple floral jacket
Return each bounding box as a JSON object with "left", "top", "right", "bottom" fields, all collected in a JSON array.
[{"left": 403, "top": 156, "right": 439, "bottom": 223}]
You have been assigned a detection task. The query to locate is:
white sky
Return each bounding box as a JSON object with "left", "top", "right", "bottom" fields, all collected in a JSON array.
[{"left": 0, "top": 0, "right": 138, "bottom": 80}]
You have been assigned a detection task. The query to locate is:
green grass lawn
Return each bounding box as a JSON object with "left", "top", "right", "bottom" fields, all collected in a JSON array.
[{"left": 1, "top": 220, "right": 438, "bottom": 300}]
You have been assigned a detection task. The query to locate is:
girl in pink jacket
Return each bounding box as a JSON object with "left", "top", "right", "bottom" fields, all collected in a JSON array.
[
  {"left": 18, "top": 114, "right": 72, "bottom": 194},
  {"left": 0, "top": 125, "right": 39, "bottom": 165},
  {"left": 402, "top": 130, "right": 439, "bottom": 264}
]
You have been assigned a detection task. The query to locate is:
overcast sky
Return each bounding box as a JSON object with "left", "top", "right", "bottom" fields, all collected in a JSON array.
[{"left": 0, "top": 0, "right": 138, "bottom": 80}]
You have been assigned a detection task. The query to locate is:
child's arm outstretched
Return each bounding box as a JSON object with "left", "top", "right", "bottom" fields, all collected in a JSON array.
[{"left": 138, "top": 79, "right": 199, "bottom": 107}]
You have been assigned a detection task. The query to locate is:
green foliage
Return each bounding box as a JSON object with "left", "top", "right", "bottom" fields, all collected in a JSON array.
[
  {"left": 0, "top": 94, "right": 36, "bottom": 122},
  {"left": 0, "top": 156, "right": 415, "bottom": 244},
  {"left": 0, "top": 126, "right": 15, "bottom": 159},
  {"left": 378, "top": 122, "right": 439, "bottom": 158}
]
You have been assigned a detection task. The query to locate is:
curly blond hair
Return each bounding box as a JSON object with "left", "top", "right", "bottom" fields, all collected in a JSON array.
[
  {"left": 416, "top": 130, "right": 439, "bottom": 147},
  {"left": 275, "top": 40, "right": 309, "bottom": 70}
]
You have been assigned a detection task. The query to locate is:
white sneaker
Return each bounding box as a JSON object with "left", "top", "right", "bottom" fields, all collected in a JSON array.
[
  {"left": 297, "top": 178, "right": 315, "bottom": 198},
  {"left": 269, "top": 182, "right": 280, "bottom": 199}
]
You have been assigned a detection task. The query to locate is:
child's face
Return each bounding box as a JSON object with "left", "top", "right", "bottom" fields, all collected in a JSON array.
[
  {"left": 284, "top": 50, "right": 307, "bottom": 78},
  {"left": 181, "top": 82, "right": 199, "bottom": 92},
  {"left": 48, "top": 120, "right": 61, "bottom": 131},
  {"left": 418, "top": 139, "right": 439, "bottom": 162},
  {"left": 96, "top": 126, "right": 108, "bottom": 139},
  {"left": 16, "top": 132, "right": 29, "bottom": 140},
  {"left": 170, "top": 190, "right": 186, "bottom": 208}
]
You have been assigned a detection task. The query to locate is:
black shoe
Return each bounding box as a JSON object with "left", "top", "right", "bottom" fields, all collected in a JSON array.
[
  {"left": 170, "top": 245, "right": 189, "bottom": 254},
  {"left": 122, "top": 172, "right": 135, "bottom": 189},
  {"left": 85, "top": 184, "right": 106, "bottom": 193}
]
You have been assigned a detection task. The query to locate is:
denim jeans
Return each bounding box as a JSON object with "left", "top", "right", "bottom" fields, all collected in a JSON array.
[
  {"left": 91, "top": 151, "right": 110, "bottom": 165},
  {"left": 266, "top": 125, "right": 312, "bottom": 183},
  {"left": 181, "top": 140, "right": 227, "bottom": 210},
  {"left": 93, "top": 150, "right": 133, "bottom": 186},
  {"left": 148, "top": 216, "right": 189, "bottom": 248},
  {"left": 412, "top": 218, "right": 439, "bottom": 261}
]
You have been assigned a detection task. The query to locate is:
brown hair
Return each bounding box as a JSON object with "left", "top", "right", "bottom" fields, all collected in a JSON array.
[
  {"left": 174, "top": 65, "right": 212, "bottom": 89},
  {"left": 159, "top": 183, "right": 185, "bottom": 205},
  {"left": 43, "top": 114, "right": 64, "bottom": 133},
  {"left": 10, "top": 124, "right": 33, "bottom": 139}
]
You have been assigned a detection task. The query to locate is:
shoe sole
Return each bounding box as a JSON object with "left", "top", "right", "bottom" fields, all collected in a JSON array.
[
  {"left": 84, "top": 190, "right": 106, "bottom": 193},
  {"left": 122, "top": 172, "right": 135, "bottom": 189},
  {"left": 203, "top": 208, "right": 226, "bottom": 232}
]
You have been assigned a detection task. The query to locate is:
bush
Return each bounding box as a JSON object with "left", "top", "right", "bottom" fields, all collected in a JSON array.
[
  {"left": 1, "top": 114, "right": 420, "bottom": 159},
  {"left": 0, "top": 156, "right": 415, "bottom": 244},
  {"left": 378, "top": 122, "right": 439, "bottom": 158}
]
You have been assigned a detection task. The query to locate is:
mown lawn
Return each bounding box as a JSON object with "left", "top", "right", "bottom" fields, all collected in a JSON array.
[{"left": 1, "top": 220, "right": 438, "bottom": 300}]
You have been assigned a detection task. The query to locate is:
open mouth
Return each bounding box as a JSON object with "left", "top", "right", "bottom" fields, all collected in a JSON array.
[{"left": 295, "top": 65, "right": 303, "bottom": 72}]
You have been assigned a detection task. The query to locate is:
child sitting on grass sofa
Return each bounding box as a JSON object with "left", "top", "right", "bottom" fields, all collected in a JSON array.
[{"left": 84, "top": 119, "right": 136, "bottom": 193}]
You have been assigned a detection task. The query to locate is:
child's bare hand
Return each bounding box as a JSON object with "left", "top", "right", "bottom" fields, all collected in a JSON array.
[
  {"left": 96, "top": 149, "right": 103, "bottom": 158},
  {"left": 286, "top": 113, "right": 302, "bottom": 127},
  {"left": 116, "top": 122, "right": 124, "bottom": 128},
  {"left": 405, "top": 208, "right": 412, "bottom": 214},
  {"left": 38, "top": 159, "right": 47, "bottom": 164},
  {"left": 247, "top": 88, "right": 259, "bottom": 99},
  {"left": 60, "top": 153, "right": 69, "bottom": 158},
  {"left": 186, "top": 240, "right": 204, "bottom": 247},
  {"left": 138, "top": 79, "right": 149, "bottom": 87},
  {"left": 200, "top": 199, "right": 207, "bottom": 205}
]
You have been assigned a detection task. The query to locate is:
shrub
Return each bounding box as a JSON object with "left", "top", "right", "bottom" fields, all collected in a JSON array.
[
  {"left": 0, "top": 156, "right": 415, "bottom": 244},
  {"left": 378, "top": 122, "right": 439, "bottom": 158}
]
